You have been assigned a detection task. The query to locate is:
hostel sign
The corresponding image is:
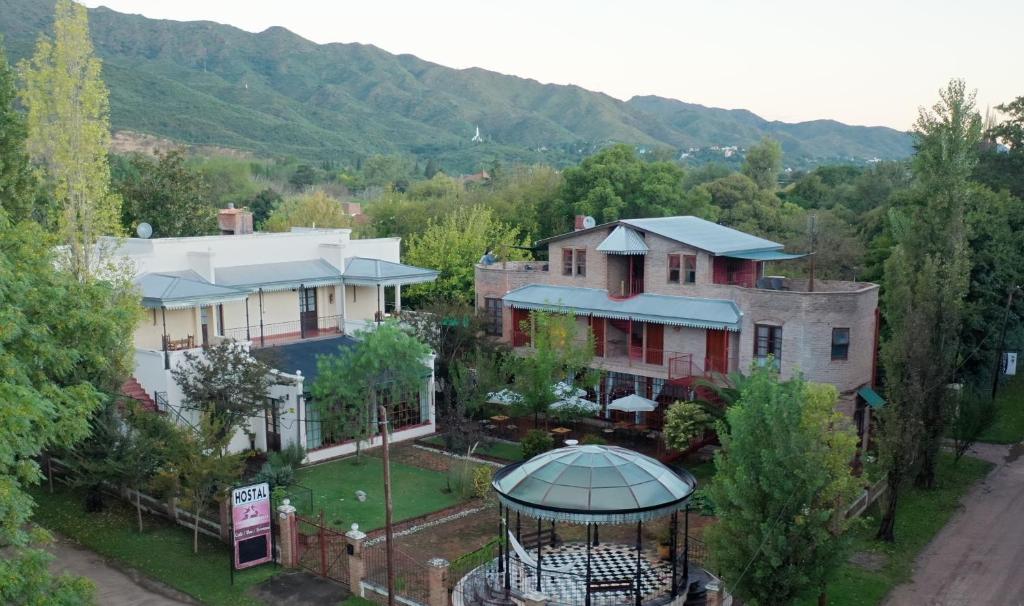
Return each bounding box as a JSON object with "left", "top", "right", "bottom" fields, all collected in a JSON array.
[{"left": 231, "top": 482, "right": 272, "bottom": 569}]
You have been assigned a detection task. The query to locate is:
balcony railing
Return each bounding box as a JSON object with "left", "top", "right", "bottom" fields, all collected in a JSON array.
[
  {"left": 609, "top": 277, "right": 645, "bottom": 299},
  {"left": 222, "top": 314, "right": 343, "bottom": 346}
]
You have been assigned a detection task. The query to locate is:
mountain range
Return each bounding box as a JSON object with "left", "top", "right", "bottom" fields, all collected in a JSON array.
[{"left": 0, "top": 0, "right": 914, "bottom": 171}]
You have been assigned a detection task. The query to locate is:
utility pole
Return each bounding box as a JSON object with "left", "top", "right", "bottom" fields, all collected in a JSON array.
[
  {"left": 808, "top": 213, "right": 817, "bottom": 293},
  {"left": 378, "top": 405, "right": 396, "bottom": 606},
  {"left": 991, "top": 286, "right": 1021, "bottom": 401}
]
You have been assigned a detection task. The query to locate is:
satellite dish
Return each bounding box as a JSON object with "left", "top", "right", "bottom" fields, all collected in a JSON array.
[
  {"left": 582, "top": 216, "right": 596, "bottom": 229},
  {"left": 136, "top": 222, "right": 153, "bottom": 239}
]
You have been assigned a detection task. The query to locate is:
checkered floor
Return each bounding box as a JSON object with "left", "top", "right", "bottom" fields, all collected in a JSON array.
[{"left": 501, "top": 542, "right": 673, "bottom": 605}]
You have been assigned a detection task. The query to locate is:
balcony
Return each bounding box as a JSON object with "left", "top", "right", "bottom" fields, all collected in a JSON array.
[{"left": 223, "top": 314, "right": 343, "bottom": 347}]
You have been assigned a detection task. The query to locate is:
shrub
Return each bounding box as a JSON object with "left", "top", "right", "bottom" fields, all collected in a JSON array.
[
  {"left": 690, "top": 488, "right": 716, "bottom": 516},
  {"left": 252, "top": 461, "right": 294, "bottom": 489},
  {"left": 521, "top": 429, "right": 554, "bottom": 460},
  {"left": 446, "top": 460, "right": 476, "bottom": 499},
  {"left": 580, "top": 434, "right": 606, "bottom": 445},
  {"left": 472, "top": 465, "right": 494, "bottom": 499}
]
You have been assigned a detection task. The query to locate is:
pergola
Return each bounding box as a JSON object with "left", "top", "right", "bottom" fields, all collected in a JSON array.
[{"left": 490, "top": 444, "right": 698, "bottom": 606}]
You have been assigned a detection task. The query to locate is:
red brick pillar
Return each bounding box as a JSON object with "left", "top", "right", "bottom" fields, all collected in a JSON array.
[{"left": 277, "top": 499, "right": 299, "bottom": 568}]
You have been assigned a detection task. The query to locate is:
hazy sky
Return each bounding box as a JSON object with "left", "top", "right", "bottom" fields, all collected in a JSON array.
[{"left": 81, "top": 0, "right": 1023, "bottom": 130}]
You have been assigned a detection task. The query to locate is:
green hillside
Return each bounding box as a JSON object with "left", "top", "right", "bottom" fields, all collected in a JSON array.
[{"left": 0, "top": 0, "right": 913, "bottom": 170}]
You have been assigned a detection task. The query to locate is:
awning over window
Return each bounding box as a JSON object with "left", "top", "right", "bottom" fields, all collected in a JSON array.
[
  {"left": 596, "top": 226, "right": 649, "bottom": 255},
  {"left": 857, "top": 385, "right": 886, "bottom": 408},
  {"left": 503, "top": 284, "right": 742, "bottom": 331},
  {"left": 725, "top": 250, "right": 807, "bottom": 261}
]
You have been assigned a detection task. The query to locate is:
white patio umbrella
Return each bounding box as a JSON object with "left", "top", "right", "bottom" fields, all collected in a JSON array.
[
  {"left": 549, "top": 396, "right": 600, "bottom": 414},
  {"left": 553, "top": 381, "right": 587, "bottom": 399},
  {"left": 486, "top": 388, "right": 523, "bottom": 406},
  {"left": 607, "top": 393, "right": 658, "bottom": 413}
]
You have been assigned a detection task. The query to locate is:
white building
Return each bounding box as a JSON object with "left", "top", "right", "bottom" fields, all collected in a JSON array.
[{"left": 120, "top": 208, "right": 440, "bottom": 463}]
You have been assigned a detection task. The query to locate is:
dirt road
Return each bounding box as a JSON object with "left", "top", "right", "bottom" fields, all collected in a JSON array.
[{"left": 883, "top": 442, "right": 1024, "bottom": 605}]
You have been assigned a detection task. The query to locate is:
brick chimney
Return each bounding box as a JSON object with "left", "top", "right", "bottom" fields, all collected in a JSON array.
[
  {"left": 218, "top": 203, "right": 253, "bottom": 235},
  {"left": 574, "top": 215, "right": 587, "bottom": 231}
]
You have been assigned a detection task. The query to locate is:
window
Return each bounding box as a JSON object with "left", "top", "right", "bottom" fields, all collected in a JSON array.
[
  {"left": 562, "top": 248, "right": 574, "bottom": 276},
  {"left": 668, "top": 254, "right": 681, "bottom": 283},
  {"left": 755, "top": 324, "right": 783, "bottom": 366},
  {"left": 300, "top": 287, "right": 317, "bottom": 312},
  {"left": 684, "top": 255, "right": 697, "bottom": 284},
  {"left": 575, "top": 248, "right": 587, "bottom": 277},
  {"left": 831, "top": 327, "right": 850, "bottom": 360},
  {"left": 484, "top": 297, "right": 503, "bottom": 336}
]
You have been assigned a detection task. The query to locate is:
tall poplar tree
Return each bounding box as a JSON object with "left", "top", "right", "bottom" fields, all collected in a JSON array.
[
  {"left": 0, "top": 36, "right": 36, "bottom": 222},
  {"left": 20, "top": 0, "right": 121, "bottom": 281}
]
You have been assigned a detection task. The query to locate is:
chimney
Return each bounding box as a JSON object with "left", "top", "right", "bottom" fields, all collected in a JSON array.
[
  {"left": 574, "top": 215, "right": 587, "bottom": 231},
  {"left": 218, "top": 205, "right": 253, "bottom": 235}
]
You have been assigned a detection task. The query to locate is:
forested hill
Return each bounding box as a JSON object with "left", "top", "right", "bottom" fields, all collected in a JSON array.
[{"left": 0, "top": 0, "right": 913, "bottom": 170}]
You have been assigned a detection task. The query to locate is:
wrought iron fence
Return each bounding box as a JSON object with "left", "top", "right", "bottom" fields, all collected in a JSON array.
[
  {"left": 222, "top": 314, "right": 343, "bottom": 343},
  {"left": 363, "top": 542, "right": 431, "bottom": 605},
  {"left": 295, "top": 510, "right": 350, "bottom": 587}
]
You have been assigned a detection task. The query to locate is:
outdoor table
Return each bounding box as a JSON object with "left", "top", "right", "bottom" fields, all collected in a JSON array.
[{"left": 551, "top": 427, "right": 572, "bottom": 442}]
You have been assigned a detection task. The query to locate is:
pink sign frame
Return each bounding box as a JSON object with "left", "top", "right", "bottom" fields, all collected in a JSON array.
[{"left": 231, "top": 482, "right": 272, "bottom": 569}]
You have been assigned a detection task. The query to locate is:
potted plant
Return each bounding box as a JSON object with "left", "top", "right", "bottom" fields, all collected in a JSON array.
[{"left": 657, "top": 525, "right": 673, "bottom": 560}]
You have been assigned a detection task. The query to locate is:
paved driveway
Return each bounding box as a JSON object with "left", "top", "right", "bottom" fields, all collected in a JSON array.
[
  {"left": 47, "top": 534, "right": 194, "bottom": 606},
  {"left": 883, "top": 442, "right": 1024, "bottom": 606}
]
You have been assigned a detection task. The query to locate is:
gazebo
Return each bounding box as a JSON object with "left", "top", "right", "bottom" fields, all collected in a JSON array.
[{"left": 460, "top": 443, "right": 711, "bottom": 606}]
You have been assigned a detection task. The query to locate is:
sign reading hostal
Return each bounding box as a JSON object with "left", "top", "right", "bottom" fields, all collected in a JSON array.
[{"left": 232, "top": 482, "right": 272, "bottom": 569}]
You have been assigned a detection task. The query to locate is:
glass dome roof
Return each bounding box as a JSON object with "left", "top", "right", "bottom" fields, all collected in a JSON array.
[{"left": 491, "top": 444, "right": 697, "bottom": 524}]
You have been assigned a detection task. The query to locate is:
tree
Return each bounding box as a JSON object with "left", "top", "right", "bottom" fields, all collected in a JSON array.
[
  {"left": 20, "top": 0, "right": 121, "bottom": 281},
  {"left": 246, "top": 188, "right": 282, "bottom": 227},
  {"left": 423, "top": 158, "right": 439, "bottom": 179},
  {"left": 117, "top": 149, "right": 216, "bottom": 237},
  {"left": 0, "top": 212, "right": 137, "bottom": 604},
  {"left": 0, "top": 36, "right": 37, "bottom": 223},
  {"left": 312, "top": 321, "right": 431, "bottom": 460},
  {"left": 509, "top": 311, "right": 596, "bottom": 427},
  {"left": 706, "top": 367, "right": 859, "bottom": 605},
  {"left": 949, "top": 388, "right": 996, "bottom": 463},
  {"left": 172, "top": 341, "right": 276, "bottom": 441},
  {"left": 289, "top": 164, "right": 318, "bottom": 190},
  {"left": 172, "top": 415, "right": 244, "bottom": 553},
  {"left": 405, "top": 205, "right": 530, "bottom": 304},
  {"left": 262, "top": 190, "right": 351, "bottom": 232},
  {"left": 975, "top": 96, "right": 1024, "bottom": 199},
  {"left": 741, "top": 138, "right": 783, "bottom": 191}
]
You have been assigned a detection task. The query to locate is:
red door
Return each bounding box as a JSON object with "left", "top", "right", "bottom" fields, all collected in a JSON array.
[
  {"left": 512, "top": 308, "right": 531, "bottom": 346},
  {"left": 590, "top": 316, "right": 605, "bottom": 357},
  {"left": 706, "top": 329, "right": 729, "bottom": 374},
  {"left": 645, "top": 323, "right": 664, "bottom": 365}
]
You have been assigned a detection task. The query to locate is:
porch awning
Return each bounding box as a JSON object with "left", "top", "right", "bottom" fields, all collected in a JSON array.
[
  {"left": 857, "top": 385, "right": 886, "bottom": 409},
  {"left": 503, "top": 285, "right": 742, "bottom": 332},
  {"left": 596, "top": 225, "right": 649, "bottom": 255},
  {"left": 215, "top": 259, "right": 345, "bottom": 292},
  {"left": 342, "top": 257, "right": 439, "bottom": 287},
  {"left": 725, "top": 250, "right": 807, "bottom": 261},
  {"left": 136, "top": 271, "right": 249, "bottom": 310}
]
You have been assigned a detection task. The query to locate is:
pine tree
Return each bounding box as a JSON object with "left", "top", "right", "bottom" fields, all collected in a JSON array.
[
  {"left": 20, "top": 0, "right": 121, "bottom": 281},
  {"left": 0, "top": 36, "right": 36, "bottom": 222}
]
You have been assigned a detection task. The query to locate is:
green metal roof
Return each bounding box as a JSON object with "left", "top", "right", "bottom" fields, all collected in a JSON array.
[
  {"left": 136, "top": 271, "right": 249, "bottom": 310},
  {"left": 342, "top": 257, "right": 439, "bottom": 286},
  {"left": 857, "top": 385, "right": 886, "bottom": 408},
  {"left": 215, "top": 259, "right": 344, "bottom": 292},
  {"left": 492, "top": 444, "right": 696, "bottom": 524},
  {"left": 725, "top": 250, "right": 807, "bottom": 261},
  {"left": 621, "top": 217, "right": 782, "bottom": 255},
  {"left": 596, "top": 225, "right": 649, "bottom": 255},
  {"left": 503, "top": 284, "right": 742, "bottom": 331}
]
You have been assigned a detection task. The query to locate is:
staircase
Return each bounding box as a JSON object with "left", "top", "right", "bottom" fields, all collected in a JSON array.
[{"left": 120, "top": 378, "right": 158, "bottom": 413}]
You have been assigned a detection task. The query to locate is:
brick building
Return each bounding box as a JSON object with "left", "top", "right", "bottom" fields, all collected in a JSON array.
[{"left": 475, "top": 216, "right": 881, "bottom": 443}]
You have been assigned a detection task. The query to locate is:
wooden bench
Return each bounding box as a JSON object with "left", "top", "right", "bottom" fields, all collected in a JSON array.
[{"left": 518, "top": 526, "right": 560, "bottom": 550}]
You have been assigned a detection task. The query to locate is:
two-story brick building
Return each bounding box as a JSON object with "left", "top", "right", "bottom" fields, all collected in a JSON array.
[{"left": 475, "top": 215, "right": 881, "bottom": 441}]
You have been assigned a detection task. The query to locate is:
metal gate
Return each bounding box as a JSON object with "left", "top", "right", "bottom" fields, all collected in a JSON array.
[{"left": 296, "top": 510, "right": 349, "bottom": 587}]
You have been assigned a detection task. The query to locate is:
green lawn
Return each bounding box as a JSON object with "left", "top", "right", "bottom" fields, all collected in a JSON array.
[
  {"left": 421, "top": 435, "right": 524, "bottom": 462},
  {"left": 296, "top": 455, "right": 463, "bottom": 531},
  {"left": 30, "top": 486, "right": 277, "bottom": 606},
  {"left": 793, "top": 453, "right": 994, "bottom": 606},
  {"left": 978, "top": 375, "right": 1024, "bottom": 444}
]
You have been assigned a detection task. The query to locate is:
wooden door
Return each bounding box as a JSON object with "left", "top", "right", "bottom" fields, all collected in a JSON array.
[
  {"left": 512, "top": 308, "right": 531, "bottom": 346},
  {"left": 645, "top": 323, "right": 664, "bottom": 365},
  {"left": 591, "top": 316, "right": 605, "bottom": 357},
  {"left": 299, "top": 287, "right": 318, "bottom": 336},
  {"left": 706, "top": 329, "right": 729, "bottom": 374},
  {"left": 200, "top": 306, "right": 210, "bottom": 347},
  {"left": 265, "top": 402, "right": 281, "bottom": 452}
]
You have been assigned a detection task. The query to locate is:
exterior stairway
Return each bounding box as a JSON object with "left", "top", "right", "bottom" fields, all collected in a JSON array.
[{"left": 120, "top": 378, "right": 158, "bottom": 413}]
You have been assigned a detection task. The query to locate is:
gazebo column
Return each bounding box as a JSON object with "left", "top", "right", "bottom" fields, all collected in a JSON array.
[
  {"left": 670, "top": 511, "right": 679, "bottom": 598},
  {"left": 550, "top": 521, "right": 556, "bottom": 547},
  {"left": 498, "top": 502, "right": 504, "bottom": 577},
  {"left": 536, "top": 518, "right": 543, "bottom": 592},
  {"left": 635, "top": 521, "right": 643, "bottom": 606},
  {"left": 504, "top": 507, "right": 511, "bottom": 593},
  {"left": 516, "top": 512, "right": 521, "bottom": 541},
  {"left": 683, "top": 506, "right": 690, "bottom": 591},
  {"left": 585, "top": 524, "right": 592, "bottom": 606},
  {"left": 593, "top": 525, "right": 600, "bottom": 546}
]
